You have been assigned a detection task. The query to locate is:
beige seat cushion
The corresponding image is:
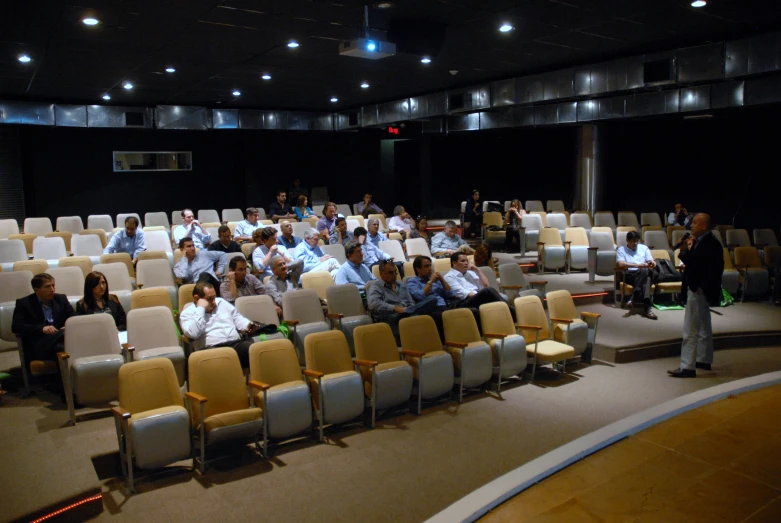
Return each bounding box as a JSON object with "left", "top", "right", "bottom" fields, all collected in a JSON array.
[
  {"left": 203, "top": 408, "right": 262, "bottom": 433},
  {"left": 527, "top": 339, "right": 575, "bottom": 363},
  {"left": 254, "top": 380, "right": 306, "bottom": 408},
  {"left": 30, "top": 360, "right": 58, "bottom": 375}
]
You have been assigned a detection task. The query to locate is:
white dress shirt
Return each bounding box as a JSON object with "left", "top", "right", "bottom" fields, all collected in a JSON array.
[
  {"left": 443, "top": 269, "right": 483, "bottom": 299},
  {"left": 179, "top": 298, "right": 251, "bottom": 350},
  {"left": 388, "top": 216, "right": 412, "bottom": 232}
]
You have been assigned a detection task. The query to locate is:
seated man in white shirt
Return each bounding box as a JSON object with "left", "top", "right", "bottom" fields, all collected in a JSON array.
[
  {"left": 616, "top": 230, "right": 658, "bottom": 319},
  {"left": 443, "top": 252, "right": 515, "bottom": 318},
  {"left": 387, "top": 205, "right": 413, "bottom": 237},
  {"left": 292, "top": 228, "right": 341, "bottom": 276},
  {"left": 173, "top": 208, "right": 212, "bottom": 249},
  {"left": 234, "top": 207, "right": 262, "bottom": 242},
  {"left": 431, "top": 220, "right": 475, "bottom": 257},
  {"left": 251, "top": 227, "right": 304, "bottom": 285},
  {"left": 179, "top": 281, "right": 259, "bottom": 368}
]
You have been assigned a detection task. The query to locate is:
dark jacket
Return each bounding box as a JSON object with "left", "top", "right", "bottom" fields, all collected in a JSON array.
[
  {"left": 207, "top": 240, "right": 242, "bottom": 254},
  {"left": 12, "top": 293, "right": 76, "bottom": 352},
  {"left": 679, "top": 231, "right": 724, "bottom": 306},
  {"left": 75, "top": 294, "right": 127, "bottom": 331}
]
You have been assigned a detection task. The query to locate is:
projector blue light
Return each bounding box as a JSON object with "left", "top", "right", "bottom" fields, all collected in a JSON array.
[{"left": 366, "top": 41, "right": 377, "bottom": 51}]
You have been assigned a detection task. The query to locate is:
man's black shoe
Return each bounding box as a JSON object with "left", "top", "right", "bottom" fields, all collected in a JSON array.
[
  {"left": 695, "top": 362, "right": 712, "bottom": 371},
  {"left": 667, "top": 368, "right": 696, "bottom": 378}
]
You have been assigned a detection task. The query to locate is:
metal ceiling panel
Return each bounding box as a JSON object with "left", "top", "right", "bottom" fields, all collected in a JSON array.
[
  {"left": 54, "top": 105, "right": 87, "bottom": 127},
  {"left": 238, "top": 110, "right": 264, "bottom": 130},
  {"left": 156, "top": 106, "right": 211, "bottom": 130},
  {"left": 447, "top": 113, "right": 479, "bottom": 132},
  {"left": 491, "top": 78, "right": 517, "bottom": 107},
  {"left": 516, "top": 107, "right": 535, "bottom": 127},
  {"left": 680, "top": 86, "right": 711, "bottom": 112},
  {"left": 213, "top": 109, "right": 238, "bottom": 129},
  {"left": 747, "top": 31, "right": 781, "bottom": 75},
  {"left": 725, "top": 37, "right": 750, "bottom": 77},
  {"left": 0, "top": 102, "right": 55, "bottom": 126},
  {"left": 377, "top": 99, "right": 410, "bottom": 124},
  {"left": 625, "top": 92, "right": 672, "bottom": 118},
  {"left": 574, "top": 67, "right": 593, "bottom": 96},
  {"left": 517, "top": 75, "right": 545, "bottom": 104},
  {"left": 534, "top": 105, "right": 558, "bottom": 126},
  {"left": 677, "top": 44, "right": 724, "bottom": 83},
  {"left": 744, "top": 75, "right": 781, "bottom": 105},
  {"left": 410, "top": 92, "right": 447, "bottom": 119},
  {"left": 577, "top": 100, "right": 598, "bottom": 122},
  {"left": 421, "top": 118, "right": 443, "bottom": 133},
  {"left": 335, "top": 111, "right": 360, "bottom": 130},
  {"left": 543, "top": 69, "right": 574, "bottom": 101},
  {"left": 362, "top": 105, "right": 379, "bottom": 127},
  {"left": 261, "top": 112, "right": 284, "bottom": 130},
  {"left": 558, "top": 102, "right": 577, "bottom": 123},
  {"left": 711, "top": 81, "right": 744, "bottom": 108},
  {"left": 87, "top": 106, "right": 154, "bottom": 128},
  {"left": 479, "top": 108, "right": 515, "bottom": 130},
  {"left": 447, "top": 85, "right": 491, "bottom": 113},
  {"left": 287, "top": 112, "right": 332, "bottom": 131},
  {"left": 598, "top": 97, "right": 625, "bottom": 120}
]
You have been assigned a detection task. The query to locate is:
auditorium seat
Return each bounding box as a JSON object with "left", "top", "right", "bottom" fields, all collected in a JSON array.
[
  {"left": 378, "top": 239, "right": 407, "bottom": 261},
  {"left": 711, "top": 229, "right": 724, "bottom": 246},
  {"left": 178, "top": 284, "right": 195, "bottom": 313},
  {"left": 24, "top": 217, "right": 53, "bottom": 236},
  {"left": 641, "top": 212, "right": 663, "bottom": 228},
  {"left": 135, "top": 259, "right": 177, "bottom": 308},
  {"left": 644, "top": 230, "right": 672, "bottom": 257},
  {"left": 291, "top": 222, "right": 310, "bottom": 239},
  {"left": 530, "top": 211, "right": 547, "bottom": 228},
  {"left": 13, "top": 259, "right": 48, "bottom": 276},
  {"left": 116, "top": 213, "right": 142, "bottom": 228},
  {"left": 353, "top": 323, "right": 414, "bottom": 427},
  {"left": 258, "top": 220, "right": 273, "bottom": 226},
  {"left": 399, "top": 315, "right": 455, "bottom": 413},
  {"left": 72, "top": 234, "right": 103, "bottom": 263},
  {"left": 671, "top": 229, "right": 688, "bottom": 249},
  {"left": 126, "top": 306, "right": 185, "bottom": 386},
  {"left": 546, "top": 213, "right": 568, "bottom": 242},
  {"left": 58, "top": 314, "right": 124, "bottom": 425},
  {"left": 336, "top": 204, "right": 353, "bottom": 218},
  {"left": 514, "top": 295, "right": 575, "bottom": 380},
  {"left": 617, "top": 211, "right": 640, "bottom": 230},
  {"left": 734, "top": 247, "right": 770, "bottom": 301},
  {"left": 570, "top": 212, "right": 592, "bottom": 233},
  {"left": 197, "top": 209, "right": 220, "bottom": 224},
  {"left": 58, "top": 256, "right": 92, "bottom": 278},
  {"left": 319, "top": 244, "right": 345, "bottom": 265},
  {"left": 497, "top": 263, "right": 545, "bottom": 301},
  {"left": 587, "top": 230, "right": 616, "bottom": 283},
  {"left": 726, "top": 229, "right": 752, "bottom": 250},
  {"left": 441, "top": 309, "right": 493, "bottom": 402},
  {"left": 171, "top": 211, "right": 183, "bottom": 227},
  {"left": 405, "top": 238, "right": 432, "bottom": 259},
  {"left": 372, "top": 263, "right": 401, "bottom": 281},
  {"left": 9, "top": 233, "right": 36, "bottom": 256},
  {"left": 565, "top": 227, "right": 589, "bottom": 272},
  {"left": 525, "top": 200, "right": 544, "bottom": 213},
  {"left": 0, "top": 239, "right": 28, "bottom": 272},
  {"left": 650, "top": 249, "right": 682, "bottom": 298},
  {"left": 93, "top": 262, "right": 134, "bottom": 312},
  {"left": 753, "top": 228, "right": 778, "bottom": 248},
  {"left": 112, "top": 358, "right": 191, "bottom": 492},
  {"left": 80, "top": 228, "right": 108, "bottom": 248},
  {"left": 520, "top": 214, "right": 543, "bottom": 256},
  {"left": 186, "top": 348, "right": 265, "bottom": 472},
  {"left": 715, "top": 224, "right": 734, "bottom": 239},
  {"left": 720, "top": 248, "right": 740, "bottom": 297},
  {"left": 667, "top": 225, "right": 685, "bottom": 244},
  {"left": 130, "top": 287, "right": 174, "bottom": 312},
  {"left": 301, "top": 271, "right": 334, "bottom": 303},
  {"left": 46, "top": 267, "right": 83, "bottom": 306},
  {"left": 87, "top": 215, "right": 114, "bottom": 234},
  {"left": 303, "top": 330, "right": 366, "bottom": 441},
  {"left": 0, "top": 219, "right": 20, "bottom": 239},
  {"left": 46, "top": 231, "right": 72, "bottom": 254},
  {"left": 283, "top": 289, "right": 332, "bottom": 366},
  {"left": 222, "top": 208, "right": 243, "bottom": 223},
  {"left": 33, "top": 237, "right": 66, "bottom": 267},
  {"left": 326, "top": 284, "right": 372, "bottom": 357},
  {"left": 537, "top": 228, "right": 567, "bottom": 273},
  {"left": 478, "top": 266, "right": 503, "bottom": 296},
  {"left": 546, "top": 290, "right": 600, "bottom": 363},
  {"left": 248, "top": 339, "right": 313, "bottom": 453},
  {"left": 640, "top": 225, "right": 663, "bottom": 238},
  {"left": 100, "top": 253, "right": 136, "bottom": 283},
  {"left": 55, "top": 216, "right": 84, "bottom": 234},
  {"left": 137, "top": 251, "right": 169, "bottom": 265},
  {"left": 547, "top": 200, "right": 566, "bottom": 213},
  {"left": 476, "top": 302, "right": 527, "bottom": 391},
  {"left": 303, "top": 216, "right": 318, "bottom": 229},
  {"left": 144, "top": 212, "right": 171, "bottom": 230},
  {"left": 616, "top": 226, "right": 637, "bottom": 250},
  {"left": 594, "top": 212, "right": 616, "bottom": 233},
  {"left": 144, "top": 230, "right": 174, "bottom": 266},
  {"left": 347, "top": 215, "right": 366, "bottom": 228}
]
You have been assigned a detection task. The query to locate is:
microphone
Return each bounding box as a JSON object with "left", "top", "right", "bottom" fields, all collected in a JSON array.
[{"left": 673, "top": 232, "right": 691, "bottom": 250}]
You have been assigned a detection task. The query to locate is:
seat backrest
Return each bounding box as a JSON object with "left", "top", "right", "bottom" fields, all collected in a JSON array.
[
  {"left": 92, "top": 262, "right": 133, "bottom": 292},
  {"left": 0, "top": 239, "right": 28, "bottom": 264},
  {"left": 64, "top": 313, "right": 121, "bottom": 359},
  {"left": 378, "top": 240, "right": 406, "bottom": 261},
  {"left": 514, "top": 295, "right": 551, "bottom": 342},
  {"left": 538, "top": 227, "right": 563, "bottom": 247},
  {"left": 249, "top": 339, "right": 303, "bottom": 386},
  {"left": 178, "top": 283, "right": 196, "bottom": 312},
  {"left": 87, "top": 215, "right": 114, "bottom": 232},
  {"left": 14, "top": 259, "right": 49, "bottom": 275},
  {"left": 304, "top": 330, "right": 353, "bottom": 374},
  {"left": 753, "top": 228, "right": 778, "bottom": 247},
  {"left": 116, "top": 213, "right": 141, "bottom": 229},
  {"left": 235, "top": 295, "right": 280, "bottom": 326},
  {"left": 99, "top": 253, "right": 136, "bottom": 279},
  {"left": 46, "top": 266, "right": 83, "bottom": 297},
  {"left": 127, "top": 306, "right": 178, "bottom": 349},
  {"left": 45, "top": 232, "right": 72, "bottom": 252},
  {"left": 650, "top": 249, "right": 671, "bottom": 262},
  {"left": 734, "top": 247, "right": 762, "bottom": 269},
  {"left": 58, "top": 256, "right": 92, "bottom": 278},
  {"left": 671, "top": 229, "right": 688, "bottom": 247},
  {"left": 145, "top": 230, "right": 173, "bottom": 253},
  {"left": 666, "top": 225, "right": 685, "bottom": 243},
  {"left": 520, "top": 214, "right": 543, "bottom": 232},
  {"left": 119, "top": 358, "right": 183, "bottom": 414},
  {"left": 321, "top": 244, "right": 346, "bottom": 264},
  {"left": 531, "top": 211, "right": 547, "bottom": 227},
  {"left": 546, "top": 213, "right": 568, "bottom": 231},
  {"left": 442, "top": 308, "right": 481, "bottom": 344},
  {"left": 482, "top": 212, "right": 503, "bottom": 228},
  {"left": 433, "top": 258, "right": 451, "bottom": 274},
  {"left": 722, "top": 248, "right": 735, "bottom": 270},
  {"left": 615, "top": 227, "right": 637, "bottom": 250},
  {"left": 547, "top": 200, "right": 565, "bottom": 212},
  {"left": 196, "top": 209, "right": 220, "bottom": 224},
  {"left": 594, "top": 212, "right": 616, "bottom": 229},
  {"left": 641, "top": 225, "right": 663, "bottom": 238},
  {"left": 570, "top": 213, "right": 592, "bottom": 229},
  {"left": 478, "top": 301, "right": 516, "bottom": 336},
  {"left": 188, "top": 348, "right": 248, "bottom": 425},
  {"left": 353, "top": 323, "right": 400, "bottom": 365},
  {"left": 136, "top": 259, "right": 175, "bottom": 288},
  {"left": 546, "top": 290, "right": 577, "bottom": 321},
  {"left": 300, "top": 271, "right": 334, "bottom": 301},
  {"left": 144, "top": 212, "right": 171, "bottom": 229},
  {"left": 137, "top": 250, "right": 169, "bottom": 263},
  {"left": 726, "top": 229, "right": 751, "bottom": 248},
  {"left": 326, "top": 284, "right": 366, "bottom": 317},
  {"left": 482, "top": 201, "right": 500, "bottom": 213},
  {"left": 241, "top": 243, "right": 257, "bottom": 261},
  {"left": 335, "top": 204, "right": 352, "bottom": 218},
  {"left": 171, "top": 210, "right": 183, "bottom": 227},
  {"left": 71, "top": 234, "right": 103, "bottom": 257},
  {"left": 564, "top": 227, "right": 589, "bottom": 246},
  {"left": 498, "top": 263, "right": 528, "bottom": 290},
  {"left": 222, "top": 208, "right": 244, "bottom": 223},
  {"left": 640, "top": 213, "right": 662, "bottom": 227},
  {"left": 80, "top": 229, "right": 108, "bottom": 248},
  {"left": 131, "top": 287, "right": 173, "bottom": 311},
  {"left": 0, "top": 219, "right": 20, "bottom": 239},
  {"left": 478, "top": 266, "right": 500, "bottom": 292},
  {"left": 291, "top": 222, "right": 309, "bottom": 239},
  {"left": 617, "top": 212, "right": 640, "bottom": 229},
  {"left": 525, "top": 200, "right": 544, "bottom": 212},
  {"left": 398, "top": 315, "right": 442, "bottom": 355},
  {"left": 24, "top": 217, "right": 53, "bottom": 236},
  {"left": 405, "top": 238, "right": 432, "bottom": 258},
  {"left": 56, "top": 216, "right": 84, "bottom": 234},
  {"left": 710, "top": 229, "right": 724, "bottom": 246},
  {"left": 282, "top": 288, "right": 324, "bottom": 324},
  {"left": 644, "top": 231, "right": 670, "bottom": 250},
  {"left": 0, "top": 270, "right": 34, "bottom": 303},
  {"left": 33, "top": 237, "right": 67, "bottom": 260}
]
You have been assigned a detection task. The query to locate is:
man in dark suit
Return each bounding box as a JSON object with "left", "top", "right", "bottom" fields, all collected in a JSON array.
[
  {"left": 668, "top": 214, "right": 724, "bottom": 378},
  {"left": 12, "top": 273, "right": 76, "bottom": 366}
]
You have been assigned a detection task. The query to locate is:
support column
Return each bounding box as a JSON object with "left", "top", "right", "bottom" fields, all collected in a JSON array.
[{"left": 574, "top": 124, "right": 601, "bottom": 213}]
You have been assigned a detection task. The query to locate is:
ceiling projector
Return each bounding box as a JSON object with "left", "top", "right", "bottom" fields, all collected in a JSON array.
[{"left": 340, "top": 37, "right": 396, "bottom": 59}]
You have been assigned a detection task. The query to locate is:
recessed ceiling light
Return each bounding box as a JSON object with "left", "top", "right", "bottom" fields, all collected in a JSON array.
[
  {"left": 360, "top": 82, "right": 370, "bottom": 89},
  {"left": 102, "top": 94, "right": 111, "bottom": 100},
  {"left": 18, "top": 54, "right": 32, "bottom": 63},
  {"left": 691, "top": 1, "right": 706, "bottom": 7},
  {"left": 82, "top": 18, "right": 100, "bottom": 26},
  {"left": 499, "top": 23, "right": 514, "bottom": 33},
  {"left": 287, "top": 41, "right": 300, "bottom": 48},
  {"left": 373, "top": 1, "right": 395, "bottom": 8},
  {"left": 421, "top": 57, "right": 432, "bottom": 64},
  {"left": 165, "top": 67, "right": 176, "bottom": 73},
  {"left": 122, "top": 82, "right": 133, "bottom": 90},
  {"left": 232, "top": 90, "right": 241, "bottom": 96},
  {"left": 330, "top": 97, "right": 339, "bottom": 102},
  {"left": 261, "top": 74, "right": 271, "bottom": 80}
]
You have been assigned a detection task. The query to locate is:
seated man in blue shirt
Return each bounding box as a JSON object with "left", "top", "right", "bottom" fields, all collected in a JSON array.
[
  {"left": 104, "top": 216, "right": 146, "bottom": 263},
  {"left": 431, "top": 220, "right": 475, "bottom": 257},
  {"left": 174, "top": 238, "right": 228, "bottom": 296},
  {"left": 329, "top": 217, "right": 354, "bottom": 246},
  {"left": 366, "top": 217, "right": 387, "bottom": 247},
  {"left": 354, "top": 226, "right": 405, "bottom": 277},
  {"left": 278, "top": 220, "right": 302, "bottom": 250},
  {"left": 292, "top": 228, "right": 342, "bottom": 276},
  {"left": 334, "top": 241, "right": 376, "bottom": 294},
  {"left": 234, "top": 207, "right": 261, "bottom": 243},
  {"left": 616, "top": 230, "right": 658, "bottom": 319}
]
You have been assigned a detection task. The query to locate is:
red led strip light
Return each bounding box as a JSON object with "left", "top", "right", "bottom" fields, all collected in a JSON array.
[{"left": 29, "top": 494, "right": 102, "bottom": 523}]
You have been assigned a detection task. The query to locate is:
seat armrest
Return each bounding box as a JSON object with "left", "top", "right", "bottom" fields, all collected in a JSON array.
[
  {"left": 482, "top": 332, "right": 507, "bottom": 339},
  {"left": 444, "top": 341, "right": 467, "bottom": 348},
  {"left": 563, "top": 241, "right": 571, "bottom": 245},
  {"left": 136, "top": 283, "right": 144, "bottom": 289},
  {"left": 517, "top": 324, "right": 542, "bottom": 330},
  {"left": 755, "top": 242, "right": 768, "bottom": 249},
  {"left": 57, "top": 352, "right": 70, "bottom": 361},
  {"left": 614, "top": 266, "right": 627, "bottom": 272},
  {"left": 286, "top": 320, "right": 300, "bottom": 326},
  {"left": 180, "top": 335, "right": 191, "bottom": 344},
  {"left": 112, "top": 406, "right": 131, "bottom": 420},
  {"left": 325, "top": 313, "right": 344, "bottom": 319},
  {"left": 354, "top": 359, "right": 378, "bottom": 368},
  {"left": 529, "top": 280, "right": 547, "bottom": 287},
  {"left": 587, "top": 247, "right": 599, "bottom": 251},
  {"left": 550, "top": 318, "right": 573, "bottom": 324},
  {"left": 400, "top": 349, "right": 425, "bottom": 358},
  {"left": 248, "top": 380, "right": 270, "bottom": 391},
  {"left": 500, "top": 285, "right": 522, "bottom": 290},
  {"left": 580, "top": 311, "right": 602, "bottom": 319},
  {"left": 303, "top": 369, "right": 324, "bottom": 379},
  {"left": 536, "top": 242, "right": 545, "bottom": 246},
  {"left": 185, "top": 391, "right": 208, "bottom": 404}
]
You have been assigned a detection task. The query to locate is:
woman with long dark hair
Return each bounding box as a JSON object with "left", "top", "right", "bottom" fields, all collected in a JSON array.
[
  {"left": 464, "top": 189, "right": 482, "bottom": 238},
  {"left": 75, "top": 271, "right": 127, "bottom": 330}
]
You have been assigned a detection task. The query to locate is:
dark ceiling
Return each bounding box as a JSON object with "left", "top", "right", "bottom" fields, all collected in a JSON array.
[{"left": 3, "top": 0, "right": 781, "bottom": 111}]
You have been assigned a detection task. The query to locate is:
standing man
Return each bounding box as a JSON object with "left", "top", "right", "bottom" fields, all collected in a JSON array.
[
  {"left": 269, "top": 190, "right": 295, "bottom": 223},
  {"left": 616, "top": 230, "right": 658, "bottom": 320},
  {"left": 174, "top": 238, "right": 227, "bottom": 296},
  {"left": 316, "top": 202, "right": 338, "bottom": 242},
  {"left": 208, "top": 225, "right": 242, "bottom": 254},
  {"left": 668, "top": 213, "right": 724, "bottom": 378},
  {"left": 173, "top": 209, "right": 212, "bottom": 249},
  {"left": 234, "top": 208, "right": 261, "bottom": 242},
  {"left": 278, "top": 220, "right": 302, "bottom": 250},
  {"left": 104, "top": 216, "right": 146, "bottom": 263}
]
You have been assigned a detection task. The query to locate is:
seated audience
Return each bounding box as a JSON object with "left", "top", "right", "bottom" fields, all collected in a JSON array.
[
  {"left": 294, "top": 195, "right": 317, "bottom": 221},
  {"left": 173, "top": 208, "right": 212, "bottom": 249},
  {"left": 293, "top": 228, "right": 342, "bottom": 275},
  {"left": 179, "top": 282, "right": 259, "bottom": 368},
  {"left": 388, "top": 205, "right": 413, "bottom": 236},
  {"left": 366, "top": 217, "right": 387, "bottom": 247},
  {"left": 616, "top": 230, "right": 658, "bottom": 319},
  {"left": 220, "top": 256, "right": 271, "bottom": 307},
  {"left": 334, "top": 241, "right": 376, "bottom": 293},
  {"left": 667, "top": 203, "right": 692, "bottom": 229},
  {"left": 473, "top": 243, "right": 495, "bottom": 270},
  {"left": 464, "top": 189, "right": 483, "bottom": 238},
  {"left": 354, "top": 226, "right": 403, "bottom": 276},
  {"left": 503, "top": 199, "right": 525, "bottom": 253},
  {"left": 367, "top": 260, "right": 439, "bottom": 341},
  {"left": 288, "top": 178, "right": 308, "bottom": 205},
  {"left": 208, "top": 225, "right": 242, "bottom": 253},
  {"left": 12, "top": 273, "right": 76, "bottom": 366},
  {"left": 75, "top": 271, "right": 127, "bottom": 330},
  {"left": 104, "top": 216, "right": 146, "bottom": 263},
  {"left": 431, "top": 220, "right": 475, "bottom": 257},
  {"left": 329, "top": 217, "right": 354, "bottom": 246},
  {"left": 444, "top": 252, "right": 514, "bottom": 317},
  {"left": 174, "top": 238, "right": 227, "bottom": 295},
  {"left": 265, "top": 256, "right": 295, "bottom": 312},
  {"left": 269, "top": 190, "right": 295, "bottom": 223},
  {"left": 316, "top": 202, "right": 338, "bottom": 242},
  {"left": 252, "top": 227, "right": 304, "bottom": 283},
  {"left": 234, "top": 207, "right": 261, "bottom": 242},
  {"left": 408, "top": 216, "right": 431, "bottom": 246},
  {"left": 278, "top": 220, "right": 303, "bottom": 250},
  {"left": 356, "top": 193, "right": 385, "bottom": 218}
]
